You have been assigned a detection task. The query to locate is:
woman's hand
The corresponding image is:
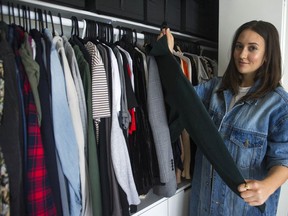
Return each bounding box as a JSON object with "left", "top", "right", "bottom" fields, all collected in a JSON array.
[
  {"left": 238, "top": 165, "right": 288, "bottom": 206},
  {"left": 238, "top": 179, "right": 273, "bottom": 206},
  {"left": 157, "top": 28, "right": 174, "bottom": 53}
]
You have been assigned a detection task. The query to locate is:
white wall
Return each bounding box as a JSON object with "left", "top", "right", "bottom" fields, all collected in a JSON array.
[
  {"left": 219, "top": 1, "right": 288, "bottom": 216},
  {"left": 281, "top": 1, "right": 288, "bottom": 90}
]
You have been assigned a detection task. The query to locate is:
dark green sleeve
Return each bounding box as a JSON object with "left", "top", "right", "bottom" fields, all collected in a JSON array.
[{"left": 149, "top": 35, "right": 265, "bottom": 213}]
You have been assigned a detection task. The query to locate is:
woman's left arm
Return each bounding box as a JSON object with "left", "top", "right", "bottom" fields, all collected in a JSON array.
[{"left": 238, "top": 166, "right": 288, "bottom": 206}]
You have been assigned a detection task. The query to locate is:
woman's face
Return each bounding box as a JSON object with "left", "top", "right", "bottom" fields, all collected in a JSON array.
[{"left": 233, "top": 29, "right": 266, "bottom": 86}]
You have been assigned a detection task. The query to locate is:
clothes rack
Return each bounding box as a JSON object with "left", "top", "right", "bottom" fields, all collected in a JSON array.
[
  {"left": 0, "top": 1, "right": 220, "bottom": 215},
  {"left": 2, "top": 0, "right": 218, "bottom": 51}
]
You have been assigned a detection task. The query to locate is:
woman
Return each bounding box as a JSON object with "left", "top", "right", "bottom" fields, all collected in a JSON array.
[{"left": 158, "top": 21, "right": 288, "bottom": 215}]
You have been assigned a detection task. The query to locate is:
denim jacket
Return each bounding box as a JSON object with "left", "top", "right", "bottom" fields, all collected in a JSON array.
[{"left": 190, "top": 77, "right": 288, "bottom": 216}]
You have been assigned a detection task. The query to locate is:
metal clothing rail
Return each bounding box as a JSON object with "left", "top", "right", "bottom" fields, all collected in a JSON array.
[
  {"left": 1, "top": 4, "right": 85, "bottom": 28},
  {"left": 1, "top": 1, "right": 147, "bottom": 41},
  {"left": 2, "top": 0, "right": 218, "bottom": 50}
]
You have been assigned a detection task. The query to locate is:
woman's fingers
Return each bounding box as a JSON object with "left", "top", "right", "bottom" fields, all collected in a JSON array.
[
  {"left": 157, "top": 28, "right": 174, "bottom": 53},
  {"left": 165, "top": 28, "right": 174, "bottom": 53}
]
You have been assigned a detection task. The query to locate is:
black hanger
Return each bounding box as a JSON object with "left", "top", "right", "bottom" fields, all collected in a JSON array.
[
  {"left": 75, "top": 17, "right": 80, "bottom": 37},
  {"left": 70, "top": 16, "right": 75, "bottom": 36},
  {"left": 7, "top": 2, "right": 11, "bottom": 24},
  {"left": 84, "top": 19, "right": 90, "bottom": 38},
  {"left": 27, "top": 6, "right": 31, "bottom": 31},
  {"left": 37, "top": 8, "right": 44, "bottom": 32},
  {"left": 44, "top": 10, "right": 48, "bottom": 29},
  {"left": 99, "top": 23, "right": 105, "bottom": 41},
  {"left": 115, "top": 26, "right": 136, "bottom": 48},
  {"left": 58, "top": 12, "right": 63, "bottom": 36},
  {"left": 71, "top": 16, "right": 79, "bottom": 37},
  {"left": 84, "top": 19, "right": 91, "bottom": 38},
  {"left": 86, "top": 19, "right": 98, "bottom": 39},
  {"left": 116, "top": 25, "right": 122, "bottom": 41},
  {"left": 34, "top": 8, "right": 37, "bottom": 30},
  {"left": 107, "top": 23, "right": 114, "bottom": 43},
  {"left": 98, "top": 22, "right": 107, "bottom": 42},
  {"left": 133, "top": 29, "right": 137, "bottom": 46},
  {"left": 11, "top": 3, "right": 15, "bottom": 24},
  {"left": 17, "top": 4, "right": 21, "bottom": 26},
  {"left": 89, "top": 20, "right": 93, "bottom": 38},
  {"left": 48, "top": 11, "right": 55, "bottom": 36},
  {"left": 21, "top": 5, "right": 27, "bottom": 31},
  {"left": 94, "top": 21, "right": 99, "bottom": 39},
  {"left": 123, "top": 27, "right": 133, "bottom": 44}
]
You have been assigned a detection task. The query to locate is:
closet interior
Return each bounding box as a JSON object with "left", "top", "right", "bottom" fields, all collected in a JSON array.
[{"left": 0, "top": 0, "right": 219, "bottom": 215}]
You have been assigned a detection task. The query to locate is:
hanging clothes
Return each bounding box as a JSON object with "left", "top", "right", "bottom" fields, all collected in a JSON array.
[
  {"left": 56, "top": 35, "right": 92, "bottom": 216},
  {"left": 15, "top": 27, "right": 57, "bottom": 216},
  {"left": 0, "top": 21, "right": 25, "bottom": 216},
  {"left": 85, "top": 41, "right": 111, "bottom": 143},
  {"left": 146, "top": 56, "right": 177, "bottom": 197},
  {"left": 73, "top": 44, "right": 102, "bottom": 216},
  {"left": 116, "top": 36, "right": 160, "bottom": 196},
  {"left": 49, "top": 31, "right": 82, "bottom": 216},
  {"left": 108, "top": 42, "right": 140, "bottom": 206},
  {"left": 64, "top": 36, "right": 88, "bottom": 151},
  {"left": 30, "top": 28, "right": 63, "bottom": 216}
]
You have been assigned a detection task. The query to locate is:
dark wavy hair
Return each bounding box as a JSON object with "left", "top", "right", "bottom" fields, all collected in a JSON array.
[{"left": 218, "top": 20, "right": 282, "bottom": 101}]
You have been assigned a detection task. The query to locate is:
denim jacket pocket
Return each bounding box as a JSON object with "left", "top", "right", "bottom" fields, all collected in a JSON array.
[{"left": 230, "top": 129, "right": 266, "bottom": 169}]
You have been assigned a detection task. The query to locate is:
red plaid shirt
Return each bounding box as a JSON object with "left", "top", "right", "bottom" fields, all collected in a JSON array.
[
  {"left": 23, "top": 66, "right": 57, "bottom": 216},
  {"left": 20, "top": 42, "right": 57, "bottom": 216}
]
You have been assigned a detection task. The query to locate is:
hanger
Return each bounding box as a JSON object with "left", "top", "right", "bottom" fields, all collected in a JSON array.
[
  {"left": 93, "top": 20, "right": 99, "bottom": 39},
  {"left": 98, "top": 22, "right": 108, "bottom": 42},
  {"left": 86, "top": 19, "right": 98, "bottom": 39},
  {"left": 7, "top": 2, "right": 11, "bottom": 24},
  {"left": 70, "top": 16, "right": 79, "bottom": 37},
  {"left": 58, "top": 12, "right": 63, "bottom": 36},
  {"left": 116, "top": 25, "right": 122, "bottom": 41},
  {"left": 97, "top": 22, "right": 102, "bottom": 40},
  {"left": 81, "top": 19, "right": 86, "bottom": 39},
  {"left": 84, "top": 19, "right": 89, "bottom": 38},
  {"left": 37, "top": 8, "right": 44, "bottom": 32},
  {"left": 27, "top": 6, "right": 31, "bottom": 31},
  {"left": 84, "top": 19, "right": 91, "bottom": 38},
  {"left": 11, "top": 2, "right": 15, "bottom": 24},
  {"left": 70, "top": 16, "right": 75, "bottom": 35},
  {"left": 44, "top": 10, "right": 48, "bottom": 29},
  {"left": 133, "top": 29, "right": 137, "bottom": 46},
  {"left": 103, "top": 23, "right": 113, "bottom": 43},
  {"left": 107, "top": 23, "right": 114, "bottom": 43},
  {"left": 123, "top": 27, "right": 133, "bottom": 44},
  {"left": 117, "top": 26, "right": 132, "bottom": 42},
  {"left": 34, "top": 8, "right": 37, "bottom": 30},
  {"left": 17, "top": 4, "right": 21, "bottom": 26},
  {"left": 21, "top": 5, "right": 27, "bottom": 31},
  {"left": 48, "top": 11, "right": 55, "bottom": 36}
]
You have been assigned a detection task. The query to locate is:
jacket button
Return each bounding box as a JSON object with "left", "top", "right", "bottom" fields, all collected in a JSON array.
[{"left": 244, "top": 140, "right": 249, "bottom": 147}]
